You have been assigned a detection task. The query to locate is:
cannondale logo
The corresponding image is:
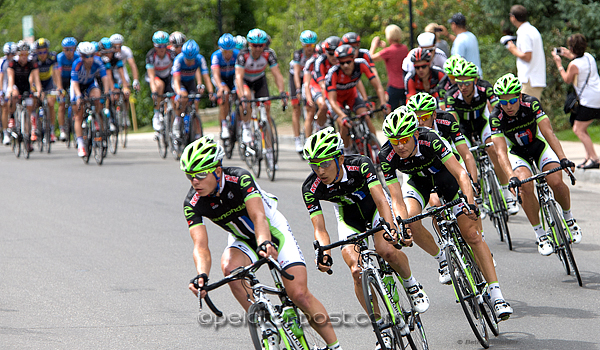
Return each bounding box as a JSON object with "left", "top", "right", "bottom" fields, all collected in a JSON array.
[
  {"left": 432, "top": 139, "right": 441, "bottom": 152},
  {"left": 239, "top": 174, "right": 251, "bottom": 188},
  {"left": 360, "top": 163, "right": 369, "bottom": 174}
]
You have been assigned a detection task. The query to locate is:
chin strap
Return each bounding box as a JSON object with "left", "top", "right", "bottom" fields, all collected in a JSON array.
[
  {"left": 209, "top": 171, "right": 221, "bottom": 197},
  {"left": 332, "top": 157, "right": 342, "bottom": 183}
]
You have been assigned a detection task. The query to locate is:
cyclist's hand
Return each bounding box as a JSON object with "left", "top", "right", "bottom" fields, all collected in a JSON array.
[
  {"left": 560, "top": 158, "right": 575, "bottom": 172},
  {"left": 341, "top": 116, "right": 351, "bottom": 129},
  {"left": 306, "top": 95, "right": 314, "bottom": 107},
  {"left": 75, "top": 95, "right": 82, "bottom": 108},
  {"left": 189, "top": 273, "right": 208, "bottom": 298},
  {"left": 316, "top": 252, "right": 333, "bottom": 273},
  {"left": 132, "top": 79, "right": 140, "bottom": 91},
  {"left": 381, "top": 103, "right": 391, "bottom": 115},
  {"left": 508, "top": 176, "right": 521, "bottom": 196},
  {"left": 464, "top": 203, "right": 480, "bottom": 221},
  {"left": 280, "top": 91, "right": 288, "bottom": 106},
  {"left": 123, "top": 87, "right": 131, "bottom": 97},
  {"left": 473, "top": 181, "right": 481, "bottom": 196},
  {"left": 209, "top": 93, "right": 217, "bottom": 102},
  {"left": 295, "top": 88, "right": 302, "bottom": 101},
  {"left": 151, "top": 92, "right": 158, "bottom": 100},
  {"left": 216, "top": 88, "right": 223, "bottom": 99},
  {"left": 197, "top": 84, "right": 205, "bottom": 95},
  {"left": 257, "top": 240, "right": 279, "bottom": 260}
]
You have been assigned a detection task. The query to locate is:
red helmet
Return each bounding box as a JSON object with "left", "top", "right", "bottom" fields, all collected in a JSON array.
[
  {"left": 322, "top": 36, "right": 341, "bottom": 52},
  {"left": 342, "top": 32, "right": 361, "bottom": 45},
  {"left": 411, "top": 48, "right": 433, "bottom": 63},
  {"left": 334, "top": 44, "right": 355, "bottom": 59}
]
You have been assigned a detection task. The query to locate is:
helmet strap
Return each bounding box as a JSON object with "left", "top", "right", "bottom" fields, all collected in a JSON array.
[
  {"left": 333, "top": 156, "right": 343, "bottom": 183},
  {"left": 210, "top": 170, "right": 222, "bottom": 197},
  {"left": 409, "top": 135, "right": 418, "bottom": 157}
]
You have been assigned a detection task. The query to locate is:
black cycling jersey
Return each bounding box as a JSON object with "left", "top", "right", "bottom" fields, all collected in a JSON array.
[
  {"left": 8, "top": 58, "right": 38, "bottom": 92},
  {"left": 435, "top": 75, "right": 453, "bottom": 102},
  {"left": 445, "top": 79, "right": 498, "bottom": 139},
  {"left": 432, "top": 110, "right": 466, "bottom": 146},
  {"left": 183, "top": 167, "right": 279, "bottom": 249},
  {"left": 302, "top": 155, "right": 381, "bottom": 232}
]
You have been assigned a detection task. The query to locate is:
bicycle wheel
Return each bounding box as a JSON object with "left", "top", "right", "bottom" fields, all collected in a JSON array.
[
  {"left": 109, "top": 113, "right": 119, "bottom": 155},
  {"left": 547, "top": 200, "right": 582, "bottom": 286},
  {"left": 268, "top": 117, "right": 279, "bottom": 165},
  {"left": 245, "top": 123, "right": 262, "bottom": 178},
  {"left": 93, "top": 128, "right": 104, "bottom": 165},
  {"left": 248, "top": 303, "right": 282, "bottom": 350},
  {"left": 362, "top": 268, "right": 408, "bottom": 350},
  {"left": 12, "top": 132, "right": 21, "bottom": 158},
  {"left": 263, "top": 120, "right": 277, "bottom": 181},
  {"left": 44, "top": 109, "right": 52, "bottom": 154},
  {"left": 397, "top": 281, "right": 429, "bottom": 350},
  {"left": 117, "top": 104, "right": 128, "bottom": 149},
  {"left": 445, "top": 244, "right": 489, "bottom": 349},
  {"left": 223, "top": 115, "right": 235, "bottom": 159},
  {"left": 487, "top": 170, "right": 512, "bottom": 250},
  {"left": 24, "top": 134, "right": 31, "bottom": 159},
  {"left": 82, "top": 124, "right": 91, "bottom": 164}
]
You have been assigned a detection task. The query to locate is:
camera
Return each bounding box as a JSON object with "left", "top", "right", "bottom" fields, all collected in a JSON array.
[
  {"left": 434, "top": 27, "right": 443, "bottom": 33},
  {"left": 555, "top": 47, "right": 562, "bottom": 55}
]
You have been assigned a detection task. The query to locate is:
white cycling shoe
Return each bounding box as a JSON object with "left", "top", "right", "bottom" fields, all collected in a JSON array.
[
  {"left": 507, "top": 199, "right": 519, "bottom": 215},
  {"left": 407, "top": 283, "right": 430, "bottom": 314},
  {"left": 242, "top": 128, "right": 252, "bottom": 144},
  {"left": 438, "top": 260, "right": 451, "bottom": 285},
  {"left": 375, "top": 331, "right": 393, "bottom": 350},
  {"left": 537, "top": 235, "right": 554, "bottom": 256},
  {"left": 566, "top": 219, "right": 582, "bottom": 244},
  {"left": 494, "top": 299, "right": 513, "bottom": 321}
]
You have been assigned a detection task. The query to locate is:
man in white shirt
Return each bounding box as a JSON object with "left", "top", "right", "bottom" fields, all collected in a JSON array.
[{"left": 506, "top": 5, "right": 546, "bottom": 99}]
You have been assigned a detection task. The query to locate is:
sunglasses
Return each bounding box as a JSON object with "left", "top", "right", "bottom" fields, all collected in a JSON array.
[
  {"left": 81, "top": 54, "right": 94, "bottom": 59},
  {"left": 339, "top": 60, "right": 353, "bottom": 66},
  {"left": 303, "top": 44, "right": 315, "bottom": 48},
  {"left": 154, "top": 44, "right": 167, "bottom": 49},
  {"left": 185, "top": 168, "right": 215, "bottom": 181},
  {"left": 114, "top": 44, "right": 122, "bottom": 49},
  {"left": 250, "top": 43, "right": 265, "bottom": 48},
  {"left": 64, "top": 48, "right": 75, "bottom": 52},
  {"left": 172, "top": 44, "right": 182, "bottom": 48},
  {"left": 417, "top": 111, "right": 434, "bottom": 121},
  {"left": 37, "top": 50, "right": 48, "bottom": 54},
  {"left": 499, "top": 97, "right": 519, "bottom": 105},
  {"left": 308, "top": 158, "right": 336, "bottom": 171},
  {"left": 414, "top": 64, "right": 429, "bottom": 70},
  {"left": 389, "top": 135, "right": 412, "bottom": 145},
  {"left": 326, "top": 50, "right": 335, "bottom": 56},
  {"left": 455, "top": 78, "right": 475, "bottom": 87}
]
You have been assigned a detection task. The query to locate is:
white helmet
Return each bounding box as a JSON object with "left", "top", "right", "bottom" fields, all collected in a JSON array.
[
  {"left": 109, "top": 33, "right": 124, "bottom": 45},
  {"left": 169, "top": 31, "right": 187, "bottom": 45},
  {"left": 77, "top": 42, "right": 96, "bottom": 55}
]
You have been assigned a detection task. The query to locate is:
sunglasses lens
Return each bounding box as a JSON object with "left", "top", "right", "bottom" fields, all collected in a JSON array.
[
  {"left": 186, "top": 172, "right": 210, "bottom": 181},
  {"left": 309, "top": 159, "right": 334, "bottom": 170},
  {"left": 418, "top": 112, "right": 433, "bottom": 120}
]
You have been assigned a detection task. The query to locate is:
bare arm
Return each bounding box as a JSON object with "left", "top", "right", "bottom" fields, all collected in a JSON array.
[
  {"left": 455, "top": 143, "right": 478, "bottom": 181},
  {"left": 245, "top": 196, "right": 277, "bottom": 258},
  {"left": 188, "top": 224, "right": 212, "bottom": 296},
  {"left": 147, "top": 68, "right": 157, "bottom": 93},
  {"left": 311, "top": 213, "right": 332, "bottom": 271},
  {"left": 507, "top": 42, "right": 532, "bottom": 62},
  {"left": 270, "top": 65, "right": 285, "bottom": 93},
  {"left": 491, "top": 135, "right": 515, "bottom": 180},
  {"left": 127, "top": 57, "right": 139, "bottom": 81},
  {"left": 293, "top": 64, "right": 302, "bottom": 97},
  {"left": 235, "top": 66, "right": 245, "bottom": 100},
  {"left": 387, "top": 181, "right": 409, "bottom": 221},
  {"left": 445, "top": 154, "right": 475, "bottom": 205},
  {"left": 538, "top": 117, "right": 567, "bottom": 160}
]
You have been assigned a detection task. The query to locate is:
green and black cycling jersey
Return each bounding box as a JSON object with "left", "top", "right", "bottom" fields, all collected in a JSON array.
[
  {"left": 445, "top": 79, "right": 498, "bottom": 138},
  {"left": 183, "top": 167, "right": 280, "bottom": 249},
  {"left": 489, "top": 94, "right": 549, "bottom": 155},
  {"left": 431, "top": 110, "right": 467, "bottom": 162},
  {"left": 435, "top": 75, "right": 453, "bottom": 102},
  {"left": 302, "top": 155, "right": 381, "bottom": 232}
]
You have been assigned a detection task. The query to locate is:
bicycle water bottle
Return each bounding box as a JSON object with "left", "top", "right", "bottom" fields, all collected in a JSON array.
[
  {"left": 39, "top": 106, "right": 44, "bottom": 119},
  {"left": 282, "top": 306, "right": 304, "bottom": 338},
  {"left": 382, "top": 274, "right": 400, "bottom": 304},
  {"left": 183, "top": 114, "right": 190, "bottom": 134}
]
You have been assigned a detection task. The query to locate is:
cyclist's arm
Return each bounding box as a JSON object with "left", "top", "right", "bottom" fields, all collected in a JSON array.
[
  {"left": 235, "top": 66, "right": 245, "bottom": 100},
  {"left": 387, "top": 181, "right": 409, "bottom": 220},
  {"left": 269, "top": 64, "right": 285, "bottom": 94},
  {"left": 211, "top": 66, "right": 223, "bottom": 91},
  {"left": 444, "top": 154, "right": 475, "bottom": 205},
  {"left": 194, "top": 68, "right": 202, "bottom": 88},
  {"left": 147, "top": 68, "right": 157, "bottom": 93},
  {"left": 117, "top": 67, "right": 129, "bottom": 90},
  {"left": 7, "top": 67, "right": 14, "bottom": 94},
  {"left": 246, "top": 196, "right": 277, "bottom": 258},
  {"left": 328, "top": 90, "right": 345, "bottom": 119},
  {"left": 202, "top": 72, "right": 213, "bottom": 94},
  {"left": 491, "top": 135, "right": 515, "bottom": 180},
  {"left": 293, "top": 64, "right": 302, "bottom": 97},
  {"left": 303, "top": 72, "right": 313, "bottom": 105},
  {"left": 52, "top": 63, "right": 61, "bottom": 90},
  {"left": 357, "top": 80, "right": 368, "bottom": 103},
  {"left": 538, "top": 117, "right": 567, "bottom": 160},
  {"left": 190, "top": 224, "right": 212, "bottom": 277},
  {"left": 311, "top": 213, "right": 333, "bottom": 270},
  {"left": 456, "top": 142, "right": 478, "bottom": 181},
  {"left": 31, "top": 69, "right": 42, "bottom": 96},
  {"left": 371, "top": 183, "right": 395, "bottom": 225},
  {"left": 72, "top": 81, "right": 82, "bottom": 98},
  {"left": 173, "top": 74, "right": 183, "bottom": 95},
  {"left": 101, "top": 75, "right": 111, "bottom": 95},
  {"left": 368, "top": 74, "right": 387, "bottom": 109},
  {"left": 127, "top": 56, "right": 139, "bottom": 82}
]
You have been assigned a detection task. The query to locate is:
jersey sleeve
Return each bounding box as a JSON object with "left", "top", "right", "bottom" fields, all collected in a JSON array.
[
  {"left": 325, "top": 67, "right": 337, "bottom": 92},
  {"left": 235, "top": 51, "right": 247, "bottom": 68},
  {"left": 183, "top": 195, "right": 204, "bottom": 229},
  {"left": 198, "top": 55, "right": 209, "bottom": 75},
  {"left": 489, "top": 108, "right": 504, "bottom": 138},
  {"left": 378, "top": 143, "right": 400, "bottom": 185},
  {"left": 405, "top": 74, "right": 417, "bottom": 100},
  {"left": 360, "top": 61, "right": 376, "bottom": 80},
  {"left": 172, "top": 57, "right": 182, "bottom": 75},
  {"left": 425, "top": 131, "right": 453, "bottom": 164},
  {"left": 359, "top": 157, "right": 381, "bottom": 189},
  {"left": 237, "top": 173, "right": 262, "bottom": 202},
  {"left": 530, "top": 97, "right": 548, "bottom": 122},
  {"left": 266, "top": 49, "right": 278, "bottom": 68},
  {"left": 302, "top": 178, "right": 324, "bottom": 218},
  {"left": 446, "top": 113, "right": 466, "bottom": 145},
  {"left": 292, "top": 50, "right": 302, "bottom": 66},
  {"left": 145, "top": 49, "right": 155, "bottom": 69},
  {"left": 210, "top": 51, "right": 220, "bottom": 69}
]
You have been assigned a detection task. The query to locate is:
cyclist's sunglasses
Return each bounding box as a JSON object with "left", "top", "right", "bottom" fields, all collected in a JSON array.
[
  {"left": 499, "top": 97, "right": 520, "bottom": 105},
  {"left": 63, "top": 47, "right": 75, "bottom": 52},
  {"left": 339, "top": 60, "right": 353, "bottom": 66},
  {"left": 81, "top": 54, "right": 94, "bottom": 59},
  {"left": 250, "top": 43, "right": 265, "bottom": 48},
  {"left": 185, "top": 168, "right": 216, "bottom": 181},
  {"left": 455, "top": 78, "right": 475, "bottom": 87},
  {"left": 417, "top": 111, "right": 434, "bottom": 121},
  {"left": 326, "top": 50, "right": 335, "bottom": 56},
  {"left": 37, "top": 49, "right": 48, "bottom": 55},
  {"left": 414, "top": 64, "right": 428, "bottom": 70},
  {"left": 303, "top": 44, "right": 315, "bottom": 49},
  {"left": 389, "top": 135, "right": 413, "bottom": 145},
  {"left": 308, "top": 158, "right": 336, "bottom": 171},
  {"left": 154, "top": 44, "right": 168, "bottom": 49}
]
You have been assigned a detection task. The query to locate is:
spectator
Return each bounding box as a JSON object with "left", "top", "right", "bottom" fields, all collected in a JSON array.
[
  {"left": 553, "top": 34, "right": 600, "bottom": 169},
  {"left": 370, "top": 24, "right": 409, "bottom": 109},
  {"left": 425, "top": 23, "right": 450, "bottom": 57},
  {"left": 440, "top": 13, "right": 482, "bottom": 76},
  {"left": 506, "top": 5, "right": 546, "bottom": 99}
]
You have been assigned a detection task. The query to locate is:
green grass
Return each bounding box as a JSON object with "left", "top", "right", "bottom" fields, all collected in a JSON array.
[{"left": 555, "top": 122, "right": 600, "bottom": 144}]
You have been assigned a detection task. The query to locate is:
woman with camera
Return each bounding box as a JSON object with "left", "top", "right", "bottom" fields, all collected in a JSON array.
[{"left": 553, "top": 34, "right": 600, "bottom": 169}]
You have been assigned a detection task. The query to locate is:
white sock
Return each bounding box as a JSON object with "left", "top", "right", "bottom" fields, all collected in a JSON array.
[
  {"left": 533, "top": 224, "right": 545, "bottom": 239},
  {"left": 77, "top": 137, "right": 84, "bottom": 148},
  {"left": 401, "top": 274, "right": 418, "bottom": 289},
  {"left": 489, "top": 282, "right": 504, "bottom": 302},
  {"left": 433, "top": 248, "right": 446, "bottom": 263},
  {"left": 328, "top": 340, "right": 342, "bottom": 350},
  {"left": 563, "top": 209, "right": 573, "bottom": 221}
]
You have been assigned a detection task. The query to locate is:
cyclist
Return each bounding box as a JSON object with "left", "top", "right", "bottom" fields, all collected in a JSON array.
[
  {"left": 109, "top": 33, "right": 140, "bottom": 92},
  {"left": 1, "top": 42, "right": 16, "bottom": 145},
  {"left": 290, "top": 30, "right": 318, "bottom": 152},
  {"left": 445, "top": 59, "right": 519, "bottom": 215},
  {"left": 182, "top": 136, "right": 344, "bottom": 350},
  {"left": 172, "top": 39, "right": 214, "bottom": 139},
  {"left": 437, "top": 54, "right": 463, "bottom": 109},
  {"left": 169, "top": 31, "right": 187, "bottom": 55},
  {"left": 379, "top": 107, "right": 513, "bottom": 320},
  {"left": 490, "top": 73, "right": 582, "bottom": 254},
  {"left": 341, "top": 32, "right": 381, "bottom": 81},
  {"left": 326, "top": 44, "right": 390, "bottom": 153},
  {"left": 31, "top": 38, "right": 59, "bottom": 142},
  {"left": 235, "top": 28, "right": 287, "bottom": 165},
  {"left": 146, "top": 31, "right": 176, "bottom": 137},
  {"left": 234, "top": 35, "right": 246, "bottom": 51},
  {"left": 302, "top": 128, "right": 429, "bottom": 316},
  {"left": 405, "top": 48, "right": 446, "bottom": 102},
  {"left": 210, "top": 33, "right": 239, "bottom": 140},
  {"left": 56, "top": 37, "right": 80, "bottom": 142},
  {"left": 71, "top": 42, "right": 111, "bottom": 158},
  {"left": 99, "top": 37, "right": 130, "bottom": 130},
  {"left": 7, "top": 41, "right": 42, "bottom": 151}
]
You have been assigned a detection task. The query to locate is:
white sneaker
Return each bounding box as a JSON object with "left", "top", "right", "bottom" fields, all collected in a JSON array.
[
  {"left": 507, "top": 199, "right": 519, "bottom": 215},
  {"left": 566, "top": 219, "right": 582, "bottom": 244},
  {"left": 59, "top": 129, "right": 67, "bottom": 141},
  {"left": 493, "top": 299, "right": 513, "bottom": 321},
  {"left": 295, "top": 137, "right": 303, "bottom": 153},
  {"left": 3, "top": 132, "right": 10, "bottom": 145},
  {"left": 242, "top": 128, "right": 252, "bottom": 144},
  {"left": 375, "top": 331, "right": 393, "bottom": 350},
  {"left": 77, "top": 145, "right": 87, "bottom": 158},
  {"left": 537, "top": 235, "right": 554, "bottom": 256},
  {"left": 221, "top": 127, "right": 230, "bottom": 139},
  {"left": 438, "top": 260, "right": 451, "bottom": 285},
  {"left": 407, "top": 283, "right": 430, "bottom": 314}
]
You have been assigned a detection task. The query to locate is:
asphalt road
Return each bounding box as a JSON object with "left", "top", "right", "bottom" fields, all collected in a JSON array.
[{"left": 1, "top": 135, "right": 599, "bottom": 350}]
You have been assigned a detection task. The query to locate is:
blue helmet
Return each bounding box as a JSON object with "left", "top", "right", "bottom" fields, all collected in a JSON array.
[
  {"left": 300, "top": 30, "right": 318, "bottom": 45},
  {"left": 234, "top": 35, "right": 246, "bottom": 50},
  {"left": 247, "top": 28, "right": 269, "bottom": 44},
  {"left": 99, "top": 37, "right": 112, "bottom": 51},
  {"left": 61, "top": 37, "right": 78, "bottom": 48},
  {"left": 218, "top": 33, "right": 236, "bottom": 50},
  {"left": 91, "top": 41, "right": 100, "bottom": 52},
  {"left": 182, "top": 39, "right": 199, "bottom": 59},
  {"left": 3, "top": 42, "right": 14, "bottom": 54},
  {"left": 152, "top": 30, "right": 170, "bottom": 45}
]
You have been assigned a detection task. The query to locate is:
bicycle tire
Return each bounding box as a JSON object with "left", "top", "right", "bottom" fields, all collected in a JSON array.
[
  {"left": 542, "top": 201, "right": 569, "bottom": 275},
  {"left": 248, "top": 303, "right": 285, "bottom": 350},
  {"left": 83, "top": 118, "right": 92, "bottom": 164},
  {"left": 445, "top": 244, "right": 489, "bottom": 348},
  {"left": 44, "top": 107, "right": 52, "bottom": 154},
  {"left": 362, "top": 268, "right": 407, "bottom": 350},
  {"left": 93, "top": 128, "right": 104, "bottom": 165},
  {"left": 117, "top": 103, "right": 128, "bottom": 149},
  {"left": 396, "top": 280, "right": 429, "bottom": 350},
  {"left": 223, "top": 114, "right": 235, "bottom": 159},
  {"left": 547, "top": 200, "right": 582, "bottom": 286},
  {"left": 247, "top": 125, "right": 262, "bottom": 178},
  {"left": 269, "top": 117, "right": 279, "bottom": 165},
  {"left": 66, "top": 105, "right": 73, "bottom": 148},
  {"left": 24, "top": 135, "right": 31, "bottom": 159},
  {"left": 488, "top": 171, "right": 512, "bottom": 250},
  {"left": 12, "top": 132, "right": 21, "bottom": 158},
  {"left": 109, "top": 112, "right": 119, "bottom": 155},
  {"left": 263, "top": 120, "right": 277, "bottom": 181}
]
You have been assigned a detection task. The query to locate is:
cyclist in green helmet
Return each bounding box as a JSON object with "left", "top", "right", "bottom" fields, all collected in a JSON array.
[
  {"left": 490, "top": 73, "right": 582, "bottom": 255},
  {"left": 436, "top": 55, "right": 463, "bottom": 108},
  {"left": 183, "top": 136, "right": 344, "bottom": 350},
  {"left": 302, "top": 127, "right": 430, "bottom": 325},
  {"left": 379, "top": 106, "right": 513, "bottom": 321}
]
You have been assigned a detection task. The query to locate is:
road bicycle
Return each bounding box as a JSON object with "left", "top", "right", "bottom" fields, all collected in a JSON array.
[
  {"left": 220, "top": 90, "right": 241, "bottom": 160},
  {"left": 314, "top": 220, "right": 428, "bottom": 350},
  {"left": 60, "top": 95, "right": 75, "bottom": 148},
  {"left": 34, "top": 91, "right": 60, "bottom": 154},
  {"left": 10, "top": 93, "right": 35, "bottom": 159},
  {"left": 153, "top": 92, "right": 176, "bottom": 159},
  {"left": 172, "top": 93, "right": 205, "bottom": 160},
  {"left": 400, "top": 194, "right": 499, "bottom": 349},
  {"left": 108, "top": 90, "right": 129, "bottom": 154},
  {"left": 511, "top": 162, "right": 582, "bottom": 287},
  {"left": 80, "top": 96, "right": 107, "bottom": 165},
  {"left": 469, "top": 138, "right": 512, "bottom": 250},
  {"left": 198, "top": 256, "right": 327, "bottom": 350}
]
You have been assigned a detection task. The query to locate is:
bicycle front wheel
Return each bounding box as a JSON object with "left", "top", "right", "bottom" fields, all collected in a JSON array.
[
  {"left": 263, "top": 120, "right": 277, "bottom": 181},
  {"left": 548, "top": 200, "right": 582, "bottom": 286},
  {"left": 487, "top": 170, "right": 512, "bottom": 250},
  {"left": 109, "top": 116, "right": 119, "bottom": 155},
  {"left": 246, "top": 124, "right": 262, "bottom": 178},
  {"left": 397, "top": 283, "right": 429, "bottom": 349},
  {"left": 248, "top": 303, "right": 282, "bottom": 350}
]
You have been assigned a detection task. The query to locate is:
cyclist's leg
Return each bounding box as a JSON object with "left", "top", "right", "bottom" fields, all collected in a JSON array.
[
  {"left": 353, "top": 95, "right": 377, "bottom": 136},
  {"left": 220, "top": 242, "right": 254, "bottom": 311},
  {"left": 218, "top": 82, "right": 231, "bottom": 135},
  {"left": 403, "top": 180, "right": 440, "bottom": 256},
  {"left": 540, "top": 148, "right": 570, "bottom": 212},
  {"left": 290, "top": 73, "right": 301, "bottom": 138}
]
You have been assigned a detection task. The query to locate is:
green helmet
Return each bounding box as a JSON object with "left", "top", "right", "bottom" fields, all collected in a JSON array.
[
  {"left": 382, "top": 106, "right": 418, "bottom": 138},
  {"left": 494, "top": 73, "right": 522, "bottom": 95},
  {"left": 452, "top": 59, "right": 479, "bottom": 78},
  {"left": 180, "top": 135, "right": 224, "bottom": 173},
  {"left": 406, "top": 92, "right": 437, "bottom": 113},
  {"left": 443, "top": 55, "right": 464, "bottom": 75},
  {"left": 303, "top": 126, "right": 343, "bottom": 160}
]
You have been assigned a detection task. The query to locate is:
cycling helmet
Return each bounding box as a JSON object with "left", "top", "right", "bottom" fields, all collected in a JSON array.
[
  {"left": 152, "top": 31, "right": 170, "bottom": 45},
  {"left": 169, "top": 31, "right": 187, "bottom": 46},
  {"left": 3, "top": 42, "right": 14, "bottom": 54},
  {"left": 443, "top": 55, "right": 464, "bottom": 76},
  {"left": 382, "top": 106, "right": 418, "bottom": 138},
  {"left": 334, "top": 44, "right": 355, "bottom": 59},
  {"left": 406, "top": 92, "right": 438, "bottom": 113},
  {"left": 299, "top": 30, "right": 318, "bottom": 45},
  {"left": 494, "top": 73, "right": 522, "bottom": 96},
  {"left": 302, "top": 126, "right": 343, "bottom": 160},
  {"left": 180, "top": 136, "right": 225, "bottom": 173},
  {"left": 91, "top": 41, "right": 100, "bottom": 52},
  {"left": 218, "top": 33, "right": 236, "bottom": 50},
  {"left": 61, "top": 37, "right": 78, "bottom": 48},
  {"left": 410, "top": 48, "right": 433, "bottom": 63},
  {"left": 452, "top": 59, "right": 478, "bottom": 78},
  {"left": 234, "top": 35, "right": 247, "bottom": 50},
  {"left": 35, "top": 38, "right": 50, "bottom": 50},
  {"left": 9, "top": 42, "right": 17, "bottom": 54},
  {"left": 315, "top": 42, "right": 323, "bottom": 55},
  {"left": 246, "top": 28, "right": 269, "bottom": 44},
  {"left": 99, "top": 37, "right": 112, "bottom": 51},
  {"left": 16, "top": 41, "right": 30, "bottom": 53},
  {"left": 182, "top": 40, "right": 199, "bottom": 60},
  {"left": 322, "top": 36, "right": 341, "bottom": 51},
  {"left": 341, "top": 32, "right": 361, "bottom": 45},
  {"left": 78, "top": 42, "right": 96, "bottom": 56},
  {"left": 109, "top": 33, "right": 124, "bottom": 45}
]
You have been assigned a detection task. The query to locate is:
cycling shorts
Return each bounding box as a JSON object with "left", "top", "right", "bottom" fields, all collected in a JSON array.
[
  {"left": 331, "top": 94, "right": 366, "bottom": 121},
  {"left": 509, "top": 138, "right": 560, "bottom": 172},
  {"left": 244, "top": 75, "right": 269, "bottom": 99},
  {"left": 14, "top": 83, "right": 31, "bottom": 95},
  {"left": 41, "top": 79, "right": 55, "bottom": 93},
  {"left": 225, "top": 210, "right": 306, "bottom": 270},
  {"left": 173, "top": 79, "right": 198, "bottom": 95},
  {"left": 70, "top": 81, "right": 99, "bottom": 103},
  {"left": 333, "top": 191, "right": 392, "bottom": 242},
  {"left": 403, "top": 168, "right": 467, "bottom": 217},
  {"left": 460, "top": 115, "right": 492, "bottom": 145},
  {"left": 156, "top": 75, "right": 173, "bottom": 93},
  {"left": 61, "top": 77, "right": 71, "bottom": 92}
]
